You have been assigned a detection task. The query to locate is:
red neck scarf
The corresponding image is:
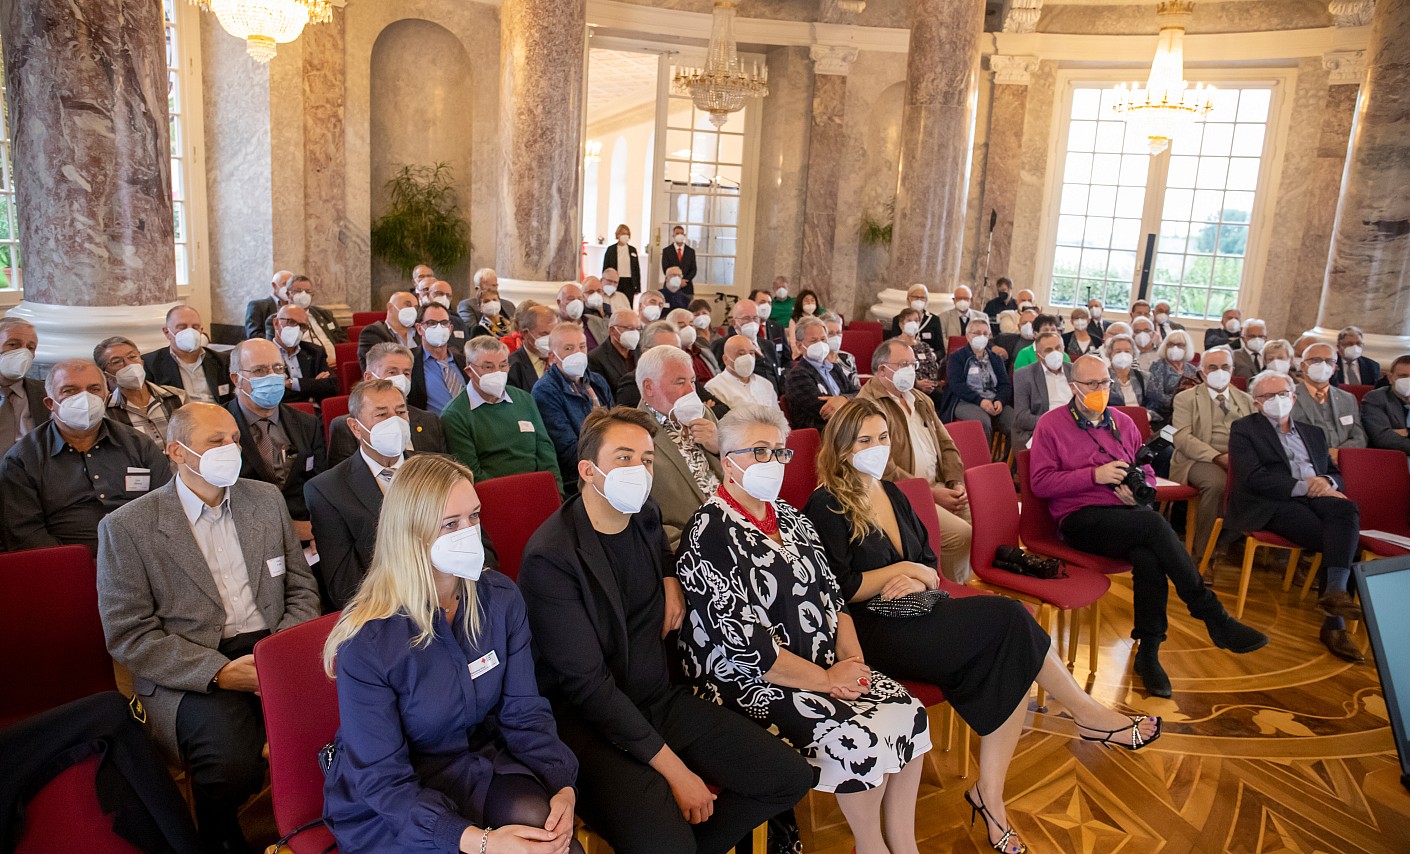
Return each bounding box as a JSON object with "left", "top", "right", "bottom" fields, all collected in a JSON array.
[{"left": 716, "top": 484, "right": 779, "bottom": 536}]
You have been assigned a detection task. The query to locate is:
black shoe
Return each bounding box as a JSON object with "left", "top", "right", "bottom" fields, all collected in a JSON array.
[
  {"left": 1206, "top": 615, "right": 1269, "bottom": 653},
  {"left": 1133, "top": 643, "right": 1172, "bottom": 698},
  {"left": 1320, "top": 626, "right": 1365, "bottom": 663}
]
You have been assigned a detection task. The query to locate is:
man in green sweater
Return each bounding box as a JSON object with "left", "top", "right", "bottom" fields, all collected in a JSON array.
[{"left": 442, "top": 335, "right": 563, "bottom": 493}]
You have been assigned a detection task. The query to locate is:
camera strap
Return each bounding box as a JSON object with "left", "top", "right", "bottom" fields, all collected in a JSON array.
[{"left": 1068, "top": 400, "right": 1130, "bottom": 464}]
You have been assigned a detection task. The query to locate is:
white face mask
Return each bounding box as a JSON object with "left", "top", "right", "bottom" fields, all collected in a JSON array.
[
  {"left": 1073, "top": 319, "right": 1089, "bottom": 332},
  {"left": 291, "top": 291, "right": 313, "bottom": 309},
  {"left": 602, "top": 283, "right": 617, "bottom": 296},
  {"left": 532, "top": 336, "right": 552, "bottom": 358},
  {"left": 1167, "top": 346, "right": 1187, "bottom": 362},
  {"left": 692, "top": 314, "right": 711, "bottom": 329},
  {"left": 1246, "top": 337, "right": 1266, "bottom": 353},
  {"left": 678, "top": 325, "right": 698, "bottom": 348},
  {"left": 480, "top": 300, "right": 501, "bottom": 318},
  {"left": 396, "top": 306, "right": 418, "bottom": 327},
  {"left": 1262, "top": 393, "right": 1294, "bottom": 420},
  {"left": 172, "top": 328, "right": 206, "bottom": 354},
  {"left": 618, "top": 329, "right": 641, "bottom": 350},
  {"left": 889, "top": 365, "right": 917, "bottom": 393},
  {"left": 733, "top": 354, "right": 756, "bottom": 377},
  {"left": 1225, "top": 318, "right": 1241, "bottom": 334},
  {"left": 970, "top": 335, "right": 989, "bottom": 352},
  {"left": 1344, "top": 344, "right": 1364, "bottom": 361},
  {"left": 355, "top": 415, "right": 410, "bottom": 458},
  {"left": 617, "top": 235, "right": 629, "bottom": 246},
  {"left": 593, "top": 463, "right": 652, "bottom": 514},
  {"left": 179, "top": 441, "right": 243, "bottom": 489},
  {"left": 430, "top": 525, "right": 485, "bottom": 581},
  {"left": 827, "top": 334, "right": 842, "bottom": 353},
  {"left": 1089, "top": 306, "right": 1103, "bottom": 319},
  {"left": 774, "top": 287, "right": 789, "bottom": 301},
  {"left": 431, "top": 295, "right": 451, "bottom": 309},
  {"left": 471, "top": 366, "right": 509, "bottom": 399},
  {"left": 729, "top": 455, "right": 785, "bottom": 503},
  {"left": 666, "top": 276, "right": 683, "bottom": 292},
  {"left": 1205, "top": 368, "right": 1232, "bottom": 391},
  {"left": 423, "top": 325, "right": 452, "bottom": 348},
  {"left": 560, "top": 351, "right": 589, "bottom": 379},
  {"left": 1306, "top": 361, "right": 1335, "bottom": 384},
  {"left": 758, "top": 300, "right": 772, "bottom": 313},
  {"left": 671, "top": 390, "right": 705, "bottom": 424},
  {"left": 954, "top": 299, "right": 971, "bottom": 313},
  {"left": 564, "top": 299, "right": 585, "bottom": 320},
  {"left": 852, "top": 444, "right": 890, "bottom": 480},
  {"left": 1269, "top": 358, "right": 1291, "bottom": 375},
  {"left": 55, "top": 391, "right": 105, "bottom": 431},
  {"left": 674, "top": 235, "right": 685, "bottom": 246},
  {"left": 739, "top": 320, "right": 759, "bottom": 340},
  {"left": 909, "top": 299, "right": 927, "bottom": 312},
  {"left": 1020, "top": 322, "right": 1035, "bottom": 339},
  {"left": 641, "top": 305, "right": 662, "bottom": 322},
  {"left": 1111, "top": 351, "right": 1135, "bottom": 370},
  {"left": 586, "top": 292, "right": 604, "bottom": 310},
  {"left": 802, "top": 303, "right": 817, "bottom": 315},
  {"left": 278, "top": 326, "right": 303, "bottom": 349},
  {"left": 1134, "top": 331, "right": 1153, "bottom": 348},
  {"left": 806, "top": 341, "right": 831, "bottom": 362},
  {"left": 374, "top": 372, "right": 413, "bottom": 397},
  {"left": 114, "top": 363, "right": 146, "bottom": 390},
  {"left": 1042, "top": 350, "right": 1064, "bottom": 371},
  {"left": 0, "top": 348, "right": 32, "bottom": 381},
  {"left": 1394, "top": 377, "right": 1410, "bottom": 398},
  {"left": 1155, "top": 312, "right": 1169, "bottom": 324},
  {"left": 902, "top": 321, "right": 920, "bottom": 337}
]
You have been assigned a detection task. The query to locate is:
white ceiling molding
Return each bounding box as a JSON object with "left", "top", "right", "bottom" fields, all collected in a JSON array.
[
  {"left": 1322, "top": 48, "right": 1367, "bottom": 83},
  {"left": 1002, "top": 0, "right": 1043, "bottom": 34},
  {"left": 990, "top": 53, "right": 1039, "bottom": 85},
  {"left": 1328, "top": 0, "right": 1375, "bottom": 27}
]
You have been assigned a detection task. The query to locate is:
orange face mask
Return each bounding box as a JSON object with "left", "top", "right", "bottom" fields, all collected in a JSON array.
[{"left": 1080, "top": 388, "right": 1110, "bottom": 414}]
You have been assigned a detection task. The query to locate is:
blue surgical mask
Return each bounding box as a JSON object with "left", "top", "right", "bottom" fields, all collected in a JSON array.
[{"left": 243, "top": 373, "right": 285, "bottom": 408}]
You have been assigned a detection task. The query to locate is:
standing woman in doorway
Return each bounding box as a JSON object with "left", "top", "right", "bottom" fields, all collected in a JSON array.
[{"left": 602, "top": 224, "right": 642, "bottom": 305}]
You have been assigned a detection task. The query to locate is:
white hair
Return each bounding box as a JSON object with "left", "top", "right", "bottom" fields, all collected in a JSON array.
[
  {"left": 1102, "top": 333, "right": 1135, "bottom": 360},
  {"left": 1202, "top": 345, "right": 1235, "bottom": 366},
  {"left": 635, "top": 341, "right": 692, "bottom": 395},
  {"left": 1249, "top": 369, "right": 1294, "bottom": 397},
  {"left": 465, "top": 334, "right": 508, "bottom": 360},
  {"left": 717, "top": 403, "right": 791, "bottom": 457},
  {"left": 472, "top": 268, "right": 497, "bottom": 287},
  {"left": 1155, "top": 329, "right": 1191, "bottom": 361}
]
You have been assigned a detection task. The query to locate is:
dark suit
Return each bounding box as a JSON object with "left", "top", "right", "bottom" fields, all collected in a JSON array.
[
  {"left": 262, "top": 305, "right": 345, "bottom": 348},
  {"left": 244, "top": 296, "right": 279, "bottom": 342},
  {"left": 142, "top": 346, "right": 233, "bottom": 404},
  {"left": 0, "top": 376, "right": 50, "bottom": 456},
  {"left": 408, "top": 346, "right": 466, "bottom": 413},
  {"left": 325, "top": 406, "right": 446, "bottom": 467},
  {"left": 1361, "top": 386, "right": 1410, "bottom": 455},
  {"left": 782, "top": 358, "right": 856, "bottom": 431},
  {"left": 587, "top": 339, "right": 635, "bottom": 392},
  {"left": 982, "top": 295, "right": 1016, "bottom": 319},
  {"left": 1203, "top": 327, "right": 1242, "bottom": 351},
  {"left": 279, "top": 342, "right": 339, "bottom": 403},
  {"left": 356, "top": 320, "right": 416, "bottom": 371},
  {"left": 602, "top": 243, "right": 642, "bottom": 302},
  {"left": 517, "top": 497, "right": 812, "bottom": 853},
  {"left": 1012, "top": 361, "right": 1073, "bottom": 450},
  {"left": 507, "top": 346, "right": 544, "bottom": 394},
  {"left": 225, "top": 400, "right": 326, "bottom": 523},
  {"left": 1226, "top": 414, "right": 1359, "bottom": 572},
  {"left": 660, "top": 244, "right": 697, "bottom": 311},
  {"left": 457, "top": 297, "right": 517, "bottom": 328},
  {"left": 1333, "top": 354, "right": 1382, "bottom": 388},
  {"left": 1232, "top": 348, "right": 1265, "bottom": 380}
]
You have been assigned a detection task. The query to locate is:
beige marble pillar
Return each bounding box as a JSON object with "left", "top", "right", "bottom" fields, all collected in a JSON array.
[
  {"left": 1313, "top": 0, "right": 1410, "bottom": 358},
  {"left": 497, "top": 0, "right": 585, "bottom": 281},
  {"left": 977, "top": 55, "right": 1038, "bottom": 296},
  {"left": 887, "top": 0, "right": 985, "bottom": 292},
  {"left": 801, "top": 46, "right": 857, "bottom": 310},
  {"left": 1, "top": 0, "right": 177, "bottom": 361}
]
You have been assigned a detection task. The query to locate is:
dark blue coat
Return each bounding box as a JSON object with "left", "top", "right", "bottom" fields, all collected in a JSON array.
[
  {"left": 939, "top": 347, "right": 1013, "bottom": 421},
  {"left": 323, "top": 571, "right": 577, "bottom": 853},
  {"left": 531, "top": 365, "right": 614, "bottom": 484}
]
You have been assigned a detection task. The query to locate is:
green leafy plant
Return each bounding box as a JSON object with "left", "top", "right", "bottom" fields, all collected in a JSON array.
[
  {"left": 371, "top": 163, "right": 470, "bottom": 277},
  {"left": 859, "top": 199, "right": 894, "bottom": 246}
]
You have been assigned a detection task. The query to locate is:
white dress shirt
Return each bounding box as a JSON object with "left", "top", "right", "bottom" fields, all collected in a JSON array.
[
  {"left": 176, "top": 475, "right": 267, "bottom": 638},
  {"left": 176, "top": 351, "right": 215, "bottom": 403},
  {"left": 901, "top": 390, "right": 940, "bottom": 483},
  {"left": 705, "top": 370, "right": 779, "bottom": 411},
  {"left": 1043, "top": 368, "right": 1073, "bottom": 411},
  {"left": 360, "top": 447, "right": 404, "bottom": 493}
]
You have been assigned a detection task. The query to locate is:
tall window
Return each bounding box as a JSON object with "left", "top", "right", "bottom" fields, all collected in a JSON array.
[
  {"left": 663, "top": 81, "right": 745, "bottom": 288},
  {"left": 1048, "top": 84, "right": 1273, "bottom": 319}
]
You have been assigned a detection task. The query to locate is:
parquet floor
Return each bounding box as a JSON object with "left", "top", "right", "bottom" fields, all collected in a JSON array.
[{"left": 802, "top": 553, "right": 1410, "bottom": 854}]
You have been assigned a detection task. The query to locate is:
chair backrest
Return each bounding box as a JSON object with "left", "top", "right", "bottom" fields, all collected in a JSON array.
[
  {"left": 840, "top": 329, "right": 882, "bottom": 371},
  {"left": 333, "top": 341, "right": 358, "bottom": 369},
  {"left": 1113, "top": 405, "right": 1152, "bottom": 441},
  {"left": 845, "top": 320, "right": 883, "bottom": 337},
  {"left": 945, "top": 419, "right": 991, "bottom": 470},
  {"left": 254, "top": 612, "right": 341, "bottom": 843},
  {"left": 895, "top": 478, "right": 945, "bottom": 557},
  {"left": 321, "top": 395, "right": 351, "bottom": 443},
  {"left": 1341, "top": 383, "right": 1373, "bottom": 404},
  {"left": 963, "top": 463, "right": 1023, "bottom": 574},
  {"left": 1230, "top": 374, "right": 1248, "bottom": 391},
  {"left": 1339, "top": 447, "right": 1410, "bottom": 533},
  {"left": 287, "top": 401, "right": 316, "bottom": 416},
  {"left": 0, "top": 545, "right": 115, "bottom": 729},
  {"left": 351, "top": 311, "right": 383, "bottom": 327},
  {"left": 946, "top": 335, "right": 967, "bottom": 355},
  {"left": 475, "top": 471, "right": 563, "bottom": 580},
  {"left": 345, "top": 325, "right": 366, "bottom": 346},
  {"left": 1015, "top": 449, "right": 1064, "bottom": 548},
  {"left": 338, "top": 360, "right": 362, "bottom": 396},
  {"left": 780, "top": 428, "right": 821, "bottom": 510},
  {"left": 14, "top": 756, "right": 146, "bottom": 854}
]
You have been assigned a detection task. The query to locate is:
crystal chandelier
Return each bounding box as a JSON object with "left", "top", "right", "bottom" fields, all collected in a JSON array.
[
  {"left": 672, "top": 1, "right": 769, "bottom": 129},
  {"left": 1111, "top": 0, "right": 1214, "bottom": 155},
  {"left": 190, "top": 0, "right": 332, "bottom": 63}
]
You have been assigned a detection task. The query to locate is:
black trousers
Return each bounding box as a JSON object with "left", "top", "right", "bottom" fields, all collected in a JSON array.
[
  {"left": 1061, "top": 505, "right": 1226, "bottom": 643},
  {"left": 557, "top": 686, "right": 814, "bottom": 854},
  {"left": 174, "top": 631, "right": 269, "bottom": 850},
  {"left": 1257, "top": 495, "right": 1361, "bottom": 572}
]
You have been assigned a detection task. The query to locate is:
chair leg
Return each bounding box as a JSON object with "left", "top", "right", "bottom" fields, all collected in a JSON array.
[
  {"left": 752, "top": 822, "right": 768, "bottom": 851},
  {"left": 1299, "top": 553, "right": 1323, "bottom": 601},
  {"left": 1281, "top": 548, "right": 1303, "bottom": 592},
  {"left": 1034, "top": 605, "right": 1051, "bottom": 712},
  {"left": 958, "top": 717, "right": 971, "bottom": 779},
  {"left": 940, "top": 703, "right": 954, "bottom": 751},
  {"left": 1088, "top": 601, "right": 1101, "bottom": 676},
  {"left": 1185, "top": 496, "right": 1200, "bottom": 554},
  {"left": 1199, "top": 518, "right": 1224, "bottom": 578},
  {"left": 1235, "top": 540, "right": 1260, "bottom": 619},
  {"left": 1065, "top": 607, "right": 1079, "bottom": 669}
]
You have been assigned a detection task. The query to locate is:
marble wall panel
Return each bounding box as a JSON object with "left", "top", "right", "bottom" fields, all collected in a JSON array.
[
  {"left": 751, "top": 45, "right": 813, "bottom": 294},
  {"left": 1004, "top": 59, "right": 1057, "bottom": 297},
  {"left": 978, "top": 82, "right": 1029, "bottom": 294},
  {"left": 302, "top": 10, "right": 350, "bottom": 305},
  {"left": 1039, "top": 1, "right": 1331, "bottom": 35},
  {"left": 269, "top": 38, "right": 307, "bottom": 276},
  {"left": 800, "top": 72, "right": 848, "bottom": 308}
]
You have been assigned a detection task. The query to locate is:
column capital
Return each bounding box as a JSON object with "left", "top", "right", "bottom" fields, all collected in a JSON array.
[
  {"left": 1002, "top": 0, "right": 1043, "bottom": 34},
  {"left": 990, "top": 54, "right": 1039, "bottom": 86},
  {"left": 1328, "top": 0, "right": 1375, "bottom": 28},
  {"left": 810, "top": 44, "right": 859, "bottom": 76},
  {"left": 1322, "top": 49, "right": 1367, "bottom": 84}
]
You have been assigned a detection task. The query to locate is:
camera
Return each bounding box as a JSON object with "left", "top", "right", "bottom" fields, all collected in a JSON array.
[{"left": 1118, "top": 445, "right": 1158, "bottom": 505}]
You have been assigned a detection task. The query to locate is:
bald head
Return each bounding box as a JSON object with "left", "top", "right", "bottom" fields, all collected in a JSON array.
[
  {"left": 230, "top": 337, "right": 281, "bottom": 375},
  {"left": 1071, "top": 354, "right": 1109, "bottom": 384}
]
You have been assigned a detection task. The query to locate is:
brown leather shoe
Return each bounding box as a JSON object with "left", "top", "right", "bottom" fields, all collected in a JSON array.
[
  {"left": 1320, "top": 626, "right": 1364, "bottom": 663},
  {"left": 1317, "top": 591, "right": 1362, "bottom": 621}
]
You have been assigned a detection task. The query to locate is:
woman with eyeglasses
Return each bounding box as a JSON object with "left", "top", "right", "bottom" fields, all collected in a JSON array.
[
  {"left": 1147, "top": 329, "right": 1200, "bottom": 427},
  {"left": 804, "top": 398, "right": 1162, "bottom": 853},
  {"left": 675, "top": 405, "right": 931, "bottom": 854}
]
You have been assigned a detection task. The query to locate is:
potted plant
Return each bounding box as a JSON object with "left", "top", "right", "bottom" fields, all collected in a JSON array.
[{"left": 370, "top": 162, "right": 471, "bottom": 277}]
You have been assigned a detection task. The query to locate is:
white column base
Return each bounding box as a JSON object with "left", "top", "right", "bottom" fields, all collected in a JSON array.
[
  {"left": 869, "top": 288, "right": 954, "bottom": 323},
  {"left": 498, "top": 278, "right": 570, "bottom": 311},
  {"left": 6, "top": 300, "right": 182, "bottom": 368},
  {"left": 1302, "top": 326, "right": 1410, "bottom": 371}
]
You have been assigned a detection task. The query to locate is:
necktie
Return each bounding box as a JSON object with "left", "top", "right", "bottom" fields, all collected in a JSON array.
[
  {"left": 441, "top": 359, "right": 465, "bottom": 398},
  {"left": 377, "top": 467, "right": 396, "bottom": 491},
  {"left": 1216, "top": 393, "right": 1228, "bottom": 415},
  {"left": 254, "top": 418, "right": 279, "bottom": 474},
  {"left": 0, "top": 389, "right": 15, "bottom": 452}
]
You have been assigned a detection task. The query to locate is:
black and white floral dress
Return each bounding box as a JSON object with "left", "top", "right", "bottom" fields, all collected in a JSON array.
[{"left": 675, "top": 496, "right": 931, "bottom": 794}]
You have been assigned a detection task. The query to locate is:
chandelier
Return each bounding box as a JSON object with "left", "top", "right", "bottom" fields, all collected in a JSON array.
[
  {"left": 672, "top": 1, "right": 769, "bottom": 129},
  {"left": 1111, "top": 0, "right": 1214, "bottom": 155},
  {"left": 191, "top": 0, "right": 333, "bottom": 63}
]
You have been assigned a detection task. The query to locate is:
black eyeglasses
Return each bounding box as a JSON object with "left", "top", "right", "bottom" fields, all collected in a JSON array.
[{"left": 726, "top": 447, "right": 795, "bottom": 464}]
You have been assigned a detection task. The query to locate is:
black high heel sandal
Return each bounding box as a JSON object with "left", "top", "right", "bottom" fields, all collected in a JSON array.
[
  {"left": 1078, "top": 715, "right": 1162, "bottom": 751},
  {"left": 963, "top": 787, "right": 1027, "bottom": 853}
]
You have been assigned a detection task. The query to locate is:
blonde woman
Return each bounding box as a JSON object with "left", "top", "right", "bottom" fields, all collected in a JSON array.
[{"left": 322, "top": 455, "right": 581, "bottom": 854}]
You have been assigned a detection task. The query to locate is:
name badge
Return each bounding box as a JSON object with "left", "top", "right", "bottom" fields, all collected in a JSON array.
[
  {"left": 453, "top": 330, "right": 465, "bottom": 338},
  {"left": 125, "top": 467, "right": 151, "bottom": 492},
  {"left": 969, "top": 366, "right": 981, "bottom": 374},
  {"left": 218, "top": 384, "right": 231, "bottom": 396},
  {"left": 267, "top": 556, "right": 286, "bottom": 578},
  {"left": 518, "top": 420, "right": 535, "bottom": 433},
  {"left": 305, "top": 456, "right": 315, "bottom": 472},
  {"left": 1340, "top": 414, "right": 1354, "bottom": 426},
  {"left": 468, "top": 650, "right": 500, "bottom": 680}
]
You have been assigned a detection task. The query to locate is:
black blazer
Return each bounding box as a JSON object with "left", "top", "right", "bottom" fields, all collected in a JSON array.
[
  {"left": 601, "top": 243, "right": 642, "bottom": 301},
  {"left": 325, "top": 406, "right": 447, "bottom": 467},
  {"left": 783, "top": 359, "right": 856, "bottom": 431},
  {"left": 1203, "top": 327, "right": 1243, "bottom": 351},
  {"left": 142, "top": 346, "right": 233, "bottom": 404},
  {"left": 357, "top": 321, "right": 417, "bottom": 372},
  {"left": 281, "top": 342, "right": 339, "bottom": 403},
  {"left": 1063, "top": 329, "right": 1104, "bottom": 358},
  {"left": 225, "top": 399, "right": 326, "bottom": 523},
  {"left": 518, "top": 497, "right": 675, "bottom": 763},
  {"left": 507, "top": 347, "right": 542, "bottom": 394},
  {"left": 1226, "top": 414, "right": 1342, "bottom": 534},
  {"left": 262, "top": 305, "right": 346, "bottom": 347},
  {"left": 244, "top": 296, "right": 278, "bottom": 341},
  {"left": 408, "top": 346, "right": 466, "bottom": 412},
  {"left": 660, "top": 244, "right": 697, "bottom": 284},
  {"left": 1332, "top": 354, "right": 1382, "bottom": 388},
  {"left": 587, "top": 340, "right": 634, "bottom": 392}
]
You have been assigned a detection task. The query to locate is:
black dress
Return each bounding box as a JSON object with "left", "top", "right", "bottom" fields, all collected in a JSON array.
[{"left": 802, "top": 481, "right": 1050, "bottom": 736}]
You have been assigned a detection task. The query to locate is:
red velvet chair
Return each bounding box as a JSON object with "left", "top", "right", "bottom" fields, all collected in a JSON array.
[
  {"left": 352, "top": 311, "right": 383, "bottom": 327},
  {"left": 345, "top": 325, "right": 366, "bottom": 347},
  {"left": 333, "top": 341, "right": 358, "bottom": 370},
  {"left": 475, "top": 471, "right": 563, "bottom": 581},
  {"left": 0, "top": 545, "right": 115, "bottom": 729},
  {"left": 14, "top": 756, "right": 146, "bottom": 854},
  {"left": 1339, "top": 447, "right": 1410, "bottom": 559},
  {"left": 1112, "top": 405, "right": 1151, "bottom": 441},
  {"left": 254, "top": 613, "right": 342, "bottom": 854},
  {"left": 944, "top": 418, "right": 992, "bottom": 470},
  {"left": 896, "top": 478, "right": 945, "bottom": 560},
  {"left": 1341, "top": 383, "right": 1373, "bottom": 404},
  {"left": 946, "top": 335, "right": 968, "bottom": 355},
  {"left": 287, "top": 401, "right": 316, "bottom": 416},
  {"left": 1230, "top": 375, "right": 1248, "bottom": 391},
  {"left": 779, "top": 427, "right": 821, "bottom": 510},
  {"left": 338, "top": 360, "right": 363, "bottom": 395},
  {"left": 845, "top": 320, "right": 884, "bottom": 338},
  {"left": 321, "top": 395, "right": 350, "bottom": 444},
  {"left": 840, "top": 328, "right": 882, "bottom": 372},
  {"left": 1014, "top": 451, "right": 1133, "bottom": 578}
]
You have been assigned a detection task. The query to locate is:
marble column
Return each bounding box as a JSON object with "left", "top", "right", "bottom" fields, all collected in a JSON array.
[
  {"left": 1312, "top": 0, "right": 1410, "bottom": 362},
  {"left": 1, "top": 0, "right": 178, "bottom": 362},
  {"left": 978, "top": 55, "right": 1038, "bottom": 294},
  {"left": 497, "top": 0, "right": 584, "bottom": 282},
  {"left": 887, "top": 0, "right": 985, "bottom": 292},
  {"left": 800, "top": 46, "right": 857, "bottom": 310}
]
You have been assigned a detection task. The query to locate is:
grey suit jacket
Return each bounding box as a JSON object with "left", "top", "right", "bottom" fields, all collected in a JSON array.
[
  {"left": 1170, "top": 384, "right": 1255, "bottom": 483},
  {"left": 583, "top": 313, "right": 609, "bottom": 349},
  {"left": 1012, "top": 361, "right": 1072, "bottom": 450},
  {"left": 96, "top": 477, "right": 320, "bottom": 760},
  {"left": 642, "top": 404, "right": 723, "bottom": 549}
]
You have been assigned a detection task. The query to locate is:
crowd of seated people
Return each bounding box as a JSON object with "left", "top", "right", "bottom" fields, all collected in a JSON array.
[{"left": 4, "top": 257, "right": 1407, "bottom": 854}]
